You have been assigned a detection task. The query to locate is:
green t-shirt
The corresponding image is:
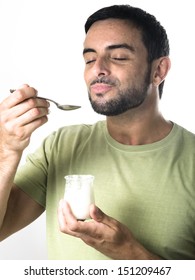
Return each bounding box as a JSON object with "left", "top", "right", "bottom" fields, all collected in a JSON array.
[{"left": 14, "top": 121, "right": 195, "bottom": 259}]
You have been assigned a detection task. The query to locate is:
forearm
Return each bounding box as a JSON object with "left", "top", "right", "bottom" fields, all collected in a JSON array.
[
  {"left": 123, "top": 240, "right": 163, "bottom": 260},
  {"left": 0, "top": 150, "right": 22, "bottom": 228}
]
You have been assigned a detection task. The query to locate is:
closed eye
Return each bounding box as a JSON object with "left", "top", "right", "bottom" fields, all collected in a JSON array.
[
  {"left": 85, "top": 59, "right": 96, "bottom": 64},
  {"left": 113, "top": 57, "right": 128, "bottom": 60}
]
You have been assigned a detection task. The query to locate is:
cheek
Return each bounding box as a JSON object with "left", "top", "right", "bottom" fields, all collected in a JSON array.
[
  {"left": 83, "top": 68, "right": 91, "bottom": 85},
  {"left": 84, "top": 68, "right": 98, "bottom": 89},
  {"left": 116, "top": 69, "right": 134, "bottom": 86}
]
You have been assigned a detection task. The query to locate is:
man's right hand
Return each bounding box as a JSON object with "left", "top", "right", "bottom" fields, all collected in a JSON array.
[{"left": 0, "top": 84, "right": 50, "bottom": 155}]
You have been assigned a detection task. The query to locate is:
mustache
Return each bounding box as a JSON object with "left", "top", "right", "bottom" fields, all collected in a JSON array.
[{"left": 90, "top": 76, "right": 117, "bottom": 86}]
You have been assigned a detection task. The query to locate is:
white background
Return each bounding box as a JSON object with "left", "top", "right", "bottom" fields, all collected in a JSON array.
[{"left": 0, "top": 0, "right": 194, "bottom": 259}]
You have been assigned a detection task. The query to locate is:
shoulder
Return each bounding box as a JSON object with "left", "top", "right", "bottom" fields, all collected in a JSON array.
[
  {"left": 173, "top": 123, "right": 195, "bottom": 156},
  {"left": 44, "top": 121, "right": 106, "bottom": 147},
  {"left": 57, "top": 120, "right": 105, "bottom": 137},
  {"left": 176, "top": 123, "right": 195, "bottom": 141}
]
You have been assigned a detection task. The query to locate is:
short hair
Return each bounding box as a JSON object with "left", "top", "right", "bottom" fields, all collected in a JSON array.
[{"left": 85, "top": 5, "right": 170, "bottom": 98}]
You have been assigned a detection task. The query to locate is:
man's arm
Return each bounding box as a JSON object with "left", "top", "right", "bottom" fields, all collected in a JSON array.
[
  {"left": 0, "top": 184, "right": 44, "bottom": 241},
  {"left": 0, "top": 85, "right": 49, "bottom": 239}
]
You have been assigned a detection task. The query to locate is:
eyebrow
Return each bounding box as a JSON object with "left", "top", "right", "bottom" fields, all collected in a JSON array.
[{"left": 83, "top": 43, "right": 135, "bottom": 55}]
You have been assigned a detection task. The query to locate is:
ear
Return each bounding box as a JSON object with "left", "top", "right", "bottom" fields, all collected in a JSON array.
[{"left": 152, "top": 57, "right": 171, "bottom": 87}]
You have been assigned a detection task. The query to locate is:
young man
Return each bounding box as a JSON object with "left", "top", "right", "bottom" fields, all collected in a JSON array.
[{"left": 0, "top": 5, "right": 194, "bottom": 260}]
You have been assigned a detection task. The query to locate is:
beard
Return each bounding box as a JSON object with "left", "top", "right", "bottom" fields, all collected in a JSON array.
[{"left": 88, "top": 67, "right": 151, "bottom": 116}]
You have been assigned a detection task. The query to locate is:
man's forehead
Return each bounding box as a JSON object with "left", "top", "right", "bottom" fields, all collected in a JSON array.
[
  {"left": 85, "top": 18, "right": 136, "bottom": 33},
  {"left": 83, "top": 19, "right": 142, "bottom": 49}
]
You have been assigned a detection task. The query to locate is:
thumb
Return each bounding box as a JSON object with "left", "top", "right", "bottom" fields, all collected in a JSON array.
[
  {"left": 89, "top": 204, "right": 104, "bottom": 222},
  {"left": 89, "top": 204, "right": 114, "bottom": 226}
]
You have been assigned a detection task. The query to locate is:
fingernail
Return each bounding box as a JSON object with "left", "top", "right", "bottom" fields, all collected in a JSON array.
[{"left": 34, "top": 89, "right": 38, "bottom": 96}]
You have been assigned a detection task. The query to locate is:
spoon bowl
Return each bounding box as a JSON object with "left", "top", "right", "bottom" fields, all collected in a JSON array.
[{"left": 37, "top": 96, "right": 81, "bottom": 111}]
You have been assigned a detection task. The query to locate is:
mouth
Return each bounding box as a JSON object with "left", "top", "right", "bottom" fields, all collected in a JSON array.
[{"left": 90, "top": 83, "right": 113, "bottom": 94}]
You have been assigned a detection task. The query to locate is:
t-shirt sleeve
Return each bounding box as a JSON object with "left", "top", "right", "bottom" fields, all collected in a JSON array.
[{"left": 14, "top": 132, "right": 55, "bottom": 208}]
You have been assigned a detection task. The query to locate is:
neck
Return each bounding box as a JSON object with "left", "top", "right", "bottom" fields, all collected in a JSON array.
[{"left": 106, "top": 95, "right": 173, "bottom": 146}]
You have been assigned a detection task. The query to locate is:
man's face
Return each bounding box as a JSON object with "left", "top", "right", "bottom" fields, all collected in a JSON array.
[{"left": 83, "top": 19, "right": 152, "bottom": 116}]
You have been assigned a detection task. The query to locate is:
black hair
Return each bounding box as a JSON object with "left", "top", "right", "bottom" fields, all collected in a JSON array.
[{"left": 85, "top": 5, "right": 170, "bottom": 98}]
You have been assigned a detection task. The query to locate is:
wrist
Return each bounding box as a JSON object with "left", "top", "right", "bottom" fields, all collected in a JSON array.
[
  {"left": 0, "top": 149, "right": 22, "bottom": 176},
  {"left": 130, "top": 241, "right": 162, "bottom": 260}
]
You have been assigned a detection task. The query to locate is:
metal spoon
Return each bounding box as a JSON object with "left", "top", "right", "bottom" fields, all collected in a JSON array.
[
  {"left": 10, "top": 89, "right": 81, "bottom": 111},
  {"left": 34, "top": 96, "right": 81, "bottom": 111}
]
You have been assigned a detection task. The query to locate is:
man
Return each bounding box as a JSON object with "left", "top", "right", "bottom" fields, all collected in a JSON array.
[{"left": 0, "top": 5, "right": 194, "bottom": 260}]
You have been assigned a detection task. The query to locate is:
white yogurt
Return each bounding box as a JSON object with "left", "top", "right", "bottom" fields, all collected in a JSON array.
[{"left": 64, "top": 175, "right": 95, "bottom": 220}]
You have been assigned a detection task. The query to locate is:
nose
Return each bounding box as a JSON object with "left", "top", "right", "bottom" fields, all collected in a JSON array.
[{"left": 92, "top": 57, "right": 111, "bottom": 77}]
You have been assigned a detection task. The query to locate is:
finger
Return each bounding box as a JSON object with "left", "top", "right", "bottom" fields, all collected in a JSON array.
[
  {"left": 8, "top": 97, "right": 50, "bottom": 120},
  {"left": 5, "top": 86, "right": 38, "bottom": 109},
  {"left": 58, "top": 201, "right": 114, "bottom": 250},
  {"left": 90, "top": 204, "right": 119, "bottom": 229},
  {"left": 1, "top": 108, "right": 49, "bottom": 147},
  {"left": 58, "top": 200, "right": 82, "bottom": 237},
  {"left": 58, "top": 199, "right": 67, "bottom": 232},
  {"left": 6, "top": 105, "right": 49, "bottom": 129},
  {"left": 21, "top": 113, "right": 49, "bottom": 134},
  {"left": 58, "top": 200, "right": 103, "bottom": 240},
  {"left": 10, "top": 84, "right": 30, "bottom": 93}
]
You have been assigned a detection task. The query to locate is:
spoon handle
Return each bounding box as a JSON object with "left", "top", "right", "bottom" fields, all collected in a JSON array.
[
  {"left": 10, "top": 89, "right": 58, "bottom": 105},
  {"left": 36, "top": 96, "right": 59, "bottom": 106}
]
